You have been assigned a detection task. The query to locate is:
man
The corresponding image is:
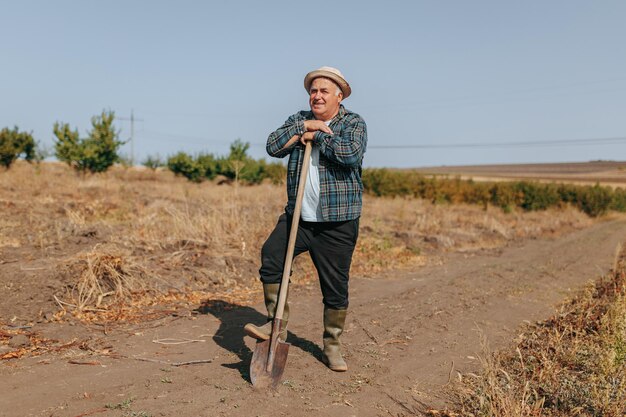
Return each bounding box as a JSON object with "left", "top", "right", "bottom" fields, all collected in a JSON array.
[{"left": 244, "top": 66, "right": 367, "bottom": 372}]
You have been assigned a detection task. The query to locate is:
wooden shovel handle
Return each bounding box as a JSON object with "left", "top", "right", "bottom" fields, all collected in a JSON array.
[{"left": 274, "top": 141, "right": 312, "bottom": 320}]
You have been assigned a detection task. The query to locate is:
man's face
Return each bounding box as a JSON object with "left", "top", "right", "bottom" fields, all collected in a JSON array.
[{"left": 309, "top": 77, "right": 342, "bottom": 121}]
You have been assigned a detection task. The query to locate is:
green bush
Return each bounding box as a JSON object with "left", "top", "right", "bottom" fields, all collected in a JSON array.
[
  {"left": 166, "top": 140, "right": 287, "bottom": 185},
  {"left": 489, "top": 183, "right": 519, "bottom": 210},
  {"left": 514, "top": 182, "right": 560, "bottom": 211},
  {"left": 557, "top": 183, "right": 581, "bottom": 205},
  {"left": 610, "top": 188, "right": 626, "bottom": 212},
  {"left": 142, "top": 154, "right": 163, "bottom": 171},
  {"left": 224, "top": 139, "right": 265, "bottom": 184},
  {"left": 164, "top": 146, "right": 626, "bottom": 217},
  {"left": 362, "top": 168, "right": 416, "bottom": 197},
  {"left": 196, "top": 153, "right": 220, "bottom": 180},
  {"left": 0, "top": 126, "right": 36, "bottom": 168},
  {"left": 54, "top": 110, "right": 124, "bottom": 174},
  {"left": 238, "top": 158, "right": 265, "bottom": 184},
  {"left": 167, "top": 152, "right": 203, "bottom": 182},
  {"left": 361, "top": 168, "right": 626, "bottom": 217},
  {"left": 577, "top": 184, "right": 613, "bottom": 217}
]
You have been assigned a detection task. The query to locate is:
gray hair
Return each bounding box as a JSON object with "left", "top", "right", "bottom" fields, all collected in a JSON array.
[
  {"left": 310, "top": 77, "right": 343, "bottom": 97},
  {"left": 329, "top": 79, "right": 342, "bottom": 96}
]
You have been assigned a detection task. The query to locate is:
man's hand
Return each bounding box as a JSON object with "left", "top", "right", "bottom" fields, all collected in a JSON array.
[
  {"left": 280, "top": 134, "right": 301, "bottom": 151},
  {"left": 299, "top": 131, "right": 316, "bottom": 145},
  {"left": 304, "top": 120, "right": 333, "bottom": 134},
  {"left": 280, "top": 131, "right": 319, "bottom": 150}
]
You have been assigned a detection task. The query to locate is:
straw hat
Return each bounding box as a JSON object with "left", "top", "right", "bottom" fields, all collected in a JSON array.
[{"left": 304, "top": 66, "right": 351, "bottom": 99}]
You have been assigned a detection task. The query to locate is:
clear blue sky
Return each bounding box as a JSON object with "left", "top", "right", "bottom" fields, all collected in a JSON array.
[{"left": 2, "top": 1, "right": 625, "bottom": 168}]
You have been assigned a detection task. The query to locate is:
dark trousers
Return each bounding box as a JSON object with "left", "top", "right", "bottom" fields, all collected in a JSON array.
[{"left": 259, "top": 213, "right": 360, "bottom": 309}]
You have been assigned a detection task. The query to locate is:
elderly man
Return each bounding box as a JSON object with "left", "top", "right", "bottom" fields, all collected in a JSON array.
[{"left": 244, "top": 66, "right": 367, "bottom": 372}]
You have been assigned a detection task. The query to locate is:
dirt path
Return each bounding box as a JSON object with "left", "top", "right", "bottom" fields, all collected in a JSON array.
[{"left": 2, "top": 217, "right": 625, "bottom": 417}]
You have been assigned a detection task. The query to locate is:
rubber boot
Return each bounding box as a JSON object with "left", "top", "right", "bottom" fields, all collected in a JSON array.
[
  {"left": 244, "top": 283, "right": 289, "bottom": 341},
  {"left": 322, "top": 307, "right": 348, "bottom": 372}
]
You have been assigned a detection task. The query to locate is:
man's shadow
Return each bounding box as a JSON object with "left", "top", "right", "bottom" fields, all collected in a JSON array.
[{"left": 195, "top": 299, "right": 323, "bottom": 382}]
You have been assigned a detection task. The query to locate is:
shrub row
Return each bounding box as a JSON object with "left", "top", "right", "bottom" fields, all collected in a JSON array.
[
  {"left": 163, "top": 139, "right": 286, "bottom": 185},
  {"left": 3, "top": 116, "right": 624, "bottom": 217},
  {"left": 2, "top": 112, "right": 286, "bottom": 182},
  {"left": 1, "top": 111, "right": 125, "bottom": 174},
  {"left": 362, "top": 168, "right": 626, "bottom": 217}
]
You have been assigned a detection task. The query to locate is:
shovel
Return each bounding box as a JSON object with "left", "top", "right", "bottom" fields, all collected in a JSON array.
[{"left": 250, "top": 140, "right": 313, "bottom": 389}]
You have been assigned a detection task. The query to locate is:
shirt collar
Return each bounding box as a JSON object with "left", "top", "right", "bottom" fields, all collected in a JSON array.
[
  {"left": 307, "top": 104, "right": 346, "bottom": 122},
  {"left": 336, "top": 104, "right": 346, "bottom": 119}
]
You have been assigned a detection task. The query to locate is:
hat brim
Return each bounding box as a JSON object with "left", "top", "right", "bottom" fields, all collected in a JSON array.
[{"left": 304, "top": 70, "right": 351, "bottom": 99}]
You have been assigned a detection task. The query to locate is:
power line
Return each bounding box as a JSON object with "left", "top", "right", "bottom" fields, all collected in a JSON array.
[{"left": 133, "top": 127, "right": 626, "bottom": 152}]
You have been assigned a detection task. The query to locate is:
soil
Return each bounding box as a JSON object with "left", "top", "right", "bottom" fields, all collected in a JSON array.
[
  {"left": 415, "top": 160, "right": 626, "bottom": 187},
  {"left": 1, "top": 217, "right": 625, "bottom": 417}
]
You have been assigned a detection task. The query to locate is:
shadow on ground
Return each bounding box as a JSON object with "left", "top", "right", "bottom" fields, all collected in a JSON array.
[{"left": 195, "top": 299, "right": 323, "bottom": 382}]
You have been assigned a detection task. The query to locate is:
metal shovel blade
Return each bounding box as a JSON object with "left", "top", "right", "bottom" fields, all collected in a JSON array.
[{"left": 250, "top": 338, "right": 290, "bottom": 389}]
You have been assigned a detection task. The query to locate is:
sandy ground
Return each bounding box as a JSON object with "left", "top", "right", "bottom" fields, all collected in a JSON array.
[{"left": 1, "top": 217, "right": 625, "bottom": 417}]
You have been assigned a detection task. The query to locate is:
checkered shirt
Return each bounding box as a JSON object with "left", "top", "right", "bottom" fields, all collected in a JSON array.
[{"left": 266, "top": 105, "right": 367, "bottom": 222}]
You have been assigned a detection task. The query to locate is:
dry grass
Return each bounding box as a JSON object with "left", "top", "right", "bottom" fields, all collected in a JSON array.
[
  {"left": 355, "top": 197, "right": 592, "bottom": 275},
  {"left": 59, "top": 244, "right": 149, "bottom": 311},
  {"left": 450, "top": 251, "right": 626, "bottom": 416},
  {"left": 0, "top": 162, "right": 596, "bottom": 323}
]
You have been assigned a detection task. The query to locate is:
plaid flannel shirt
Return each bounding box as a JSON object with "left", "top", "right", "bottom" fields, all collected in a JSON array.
[{"left": 266, "top": 105, "right": 367, "bottom": 222}]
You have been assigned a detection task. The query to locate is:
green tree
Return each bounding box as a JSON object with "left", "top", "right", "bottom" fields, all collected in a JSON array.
[
  {"left": 228, "top": 139, "right": 250, "bottom": 184},
  {"left": 196, "top": 153, "right": 219, "bottom": 180},
  {"left": 53, "top": 123, "right": 82, "bottom": 169},
  {"left": 167, "top": 151, "right": 202, "bottom": 182},
  {"left": 142, "top": 154, "right": 163, "bottom": 171},
  {"left": 578, "top": 184, "right": 613, "bottom": 217},
  {"left": 54, "top": 110, "right": 124, "bottom": 174},
  {"left": 0, "top": 126, "right": 36, "bottom": 169}
]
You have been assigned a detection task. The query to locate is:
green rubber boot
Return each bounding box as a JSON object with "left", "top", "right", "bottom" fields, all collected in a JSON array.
[
  {"left": 322, "top": 307, "right": 348, "bottom": 372},
  {"left": 244, "top": 283, "right": 289, "bottom": 341}
]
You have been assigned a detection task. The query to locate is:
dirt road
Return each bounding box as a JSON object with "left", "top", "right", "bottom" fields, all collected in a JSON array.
[{"left": 2, "top": 217, "right": 625, "bottom": 417}]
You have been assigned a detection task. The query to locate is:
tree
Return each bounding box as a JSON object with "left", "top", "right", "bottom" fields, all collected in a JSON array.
[
  {"left": 54, "top": 110, "right": 124, "bottom": 174},
  {"left": 0, "top": 127, "right": 36, "bottom": 169},
  {"left": 142, "top": 154, "right": 163, "bottom": 171},
  {"left": 53, "top": 123, "right": 82, "bottom": 169},
  {"left": 167, "top": 151, "right": 203, "bottom": 182},
  {"left": 228, "top": 139, "right": 250, "bottom": 184}
]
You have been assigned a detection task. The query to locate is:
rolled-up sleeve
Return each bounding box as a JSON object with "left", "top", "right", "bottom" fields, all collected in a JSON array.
[
  {"left": 314, "top": 115, "right": 367, "bottom": 167},
  {"left": 266, "top": 113, "right": 307, "bottom": 158}
]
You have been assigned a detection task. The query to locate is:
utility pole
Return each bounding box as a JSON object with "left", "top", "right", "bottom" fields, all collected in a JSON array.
[{"left": 118, "top": 109, "right": 143, "bottom": 165}]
